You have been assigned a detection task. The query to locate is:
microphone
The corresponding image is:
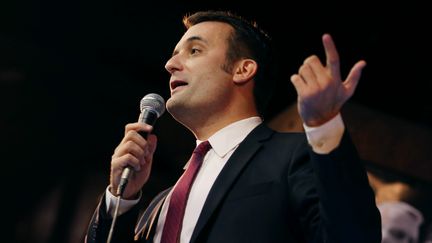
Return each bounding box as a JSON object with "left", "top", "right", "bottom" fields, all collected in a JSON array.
[{"left": 117, "top": 93, "right": 166, "bottom": 196}]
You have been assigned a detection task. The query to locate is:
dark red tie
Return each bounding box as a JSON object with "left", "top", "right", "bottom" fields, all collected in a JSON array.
[{"left": 160, "top": 140, "right": 211, "bottom": 243}]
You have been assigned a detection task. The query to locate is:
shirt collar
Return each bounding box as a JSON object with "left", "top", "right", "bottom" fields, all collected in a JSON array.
[{"left": 196, "top": 117, "right": 262, "bottom": 158}]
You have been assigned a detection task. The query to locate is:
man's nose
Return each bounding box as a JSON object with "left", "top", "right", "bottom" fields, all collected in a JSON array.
[{"left": 165, "top": 55, "right": 182, "bottom": 74}]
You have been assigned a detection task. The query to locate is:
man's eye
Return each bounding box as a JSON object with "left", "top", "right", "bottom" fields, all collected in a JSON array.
[{"left": 191, "top": 48, "right": 200, "bottom": 55}]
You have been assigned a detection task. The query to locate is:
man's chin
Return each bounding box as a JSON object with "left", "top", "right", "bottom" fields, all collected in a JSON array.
[{"left": 166, "top": 97, "right": 183, "bottom": 117}]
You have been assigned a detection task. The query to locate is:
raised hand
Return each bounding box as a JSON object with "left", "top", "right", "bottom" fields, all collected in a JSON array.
[{"left": 290, "top": 33, "right": 366, "bottom": 127}]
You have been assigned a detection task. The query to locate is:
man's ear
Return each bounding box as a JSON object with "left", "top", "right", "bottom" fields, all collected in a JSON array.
[{"left": 233, "top": 59, "right": 257, "bottom": 85}]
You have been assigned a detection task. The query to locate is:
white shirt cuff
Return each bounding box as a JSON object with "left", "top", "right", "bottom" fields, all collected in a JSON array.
[
  {"left": 303, "top": 114, "right": 345, "bottom": 154},
  {"left": 105, "top": 186, "right": 141, "bottom": 217}
]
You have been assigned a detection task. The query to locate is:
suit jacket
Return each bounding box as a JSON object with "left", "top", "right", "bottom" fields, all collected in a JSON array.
[{"left": 86, "top": 124, "right": 381, "bottom": 243}]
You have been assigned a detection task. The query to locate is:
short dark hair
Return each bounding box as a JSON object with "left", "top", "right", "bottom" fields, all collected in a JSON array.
[{"left": 183, "top": 11, "right": 276, "bottom": 117}]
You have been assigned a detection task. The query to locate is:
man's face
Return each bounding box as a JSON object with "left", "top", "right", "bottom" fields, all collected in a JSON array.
[{"left": 165, "top": 21, "right": 235, "bottom": 124}]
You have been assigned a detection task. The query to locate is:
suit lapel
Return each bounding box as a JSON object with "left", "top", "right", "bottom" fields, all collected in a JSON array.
[
  {"left": 134, "top": 187, "right": 172, "bottom": 241},
  {"left": 190, "top": 124, "right": 274, "bottom": 242}
]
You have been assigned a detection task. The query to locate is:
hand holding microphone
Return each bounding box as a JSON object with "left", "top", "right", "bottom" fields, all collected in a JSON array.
[
  {"left": 107, "top": 94, "right": 165, "bottom": 243},
  {"left": 110, "top": 93, "right": 165, "bottom": 199}
]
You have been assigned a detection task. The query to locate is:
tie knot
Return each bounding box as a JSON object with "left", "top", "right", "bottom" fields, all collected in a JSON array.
[{"left": 193, "top": 140, "right": 211, "bottom": 157}]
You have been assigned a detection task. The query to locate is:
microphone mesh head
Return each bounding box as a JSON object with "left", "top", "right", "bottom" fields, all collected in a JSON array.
[{"left": 140, "top": 93, "right": 166, "bottom": 118}]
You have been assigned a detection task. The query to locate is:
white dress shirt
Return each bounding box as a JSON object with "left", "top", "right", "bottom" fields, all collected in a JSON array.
[{"left": 105, "top": 114, "right": 345, "bottom": 243}]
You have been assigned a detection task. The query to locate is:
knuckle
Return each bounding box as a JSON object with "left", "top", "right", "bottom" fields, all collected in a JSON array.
[
  {"left": 125, "top": 123, "right": 133, "bottom": 130},
  {"left": 125, "top": 130, "right": 136, "bottom": 139},
  {"left": 299, "top": 65, "right": 307, "bottom": 73},
  {"left": 125, "top": 140, "right": 135, "bottom": 148},
  {"left": 328, "top": 58, "right": 338, "bottom": 66},
  {"left": 125, "top": 154, "right": 137, "bottom": 164},
  {"left": 305, "top": 55, "right": 318, "bottom": 64},
  {"left": 111, "top": 157, "right": 122, "bottom": 169},
  {"left": 113, "top": 146, "right": 120, "bottom": 154}
]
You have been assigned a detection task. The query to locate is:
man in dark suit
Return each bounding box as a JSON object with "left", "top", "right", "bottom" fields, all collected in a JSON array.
[{"left": 86, "top": 10, "right": 381, "bottom": 243}]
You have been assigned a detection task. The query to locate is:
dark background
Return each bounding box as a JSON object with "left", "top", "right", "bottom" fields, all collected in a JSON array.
[{"left": 2, "top": 1, "right": 431, "bottom": 242}]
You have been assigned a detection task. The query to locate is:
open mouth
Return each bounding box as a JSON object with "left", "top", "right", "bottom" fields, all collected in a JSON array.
[{"left": 170, "top": 80, "right": 188, "bottom": 90}]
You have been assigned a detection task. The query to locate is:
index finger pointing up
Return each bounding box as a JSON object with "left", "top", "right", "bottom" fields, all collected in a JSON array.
[{"left": 323, "top": 34, "right": 341, "bottom": 81}]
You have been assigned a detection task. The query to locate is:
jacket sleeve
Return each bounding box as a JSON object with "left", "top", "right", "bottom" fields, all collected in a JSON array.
[
  {"left": 287, "top": 131, "right": 382, "bottom": 243},
  {"left": 85, "top": 192, "right": 141, "bottom": 243}
]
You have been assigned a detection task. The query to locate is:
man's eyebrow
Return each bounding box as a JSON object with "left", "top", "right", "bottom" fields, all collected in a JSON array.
[
  {"left": 171, "top": 35, "right": 208, "bottom": 57},
  {"left": 186, "top": 35, "right": 208, "bottom": 44}
]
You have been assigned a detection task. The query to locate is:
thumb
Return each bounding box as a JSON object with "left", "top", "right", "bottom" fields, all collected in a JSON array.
[{"left": 343, "top": 60, "right": 366, "bottom": 98}]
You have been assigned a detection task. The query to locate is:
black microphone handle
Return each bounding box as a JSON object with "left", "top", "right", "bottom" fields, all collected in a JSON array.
[
  {"left": 117, "top": 108, "right": 159, "bottom": 196},
  {"left": 137, "top": 108, "right": 158, "bottom": 138}
]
